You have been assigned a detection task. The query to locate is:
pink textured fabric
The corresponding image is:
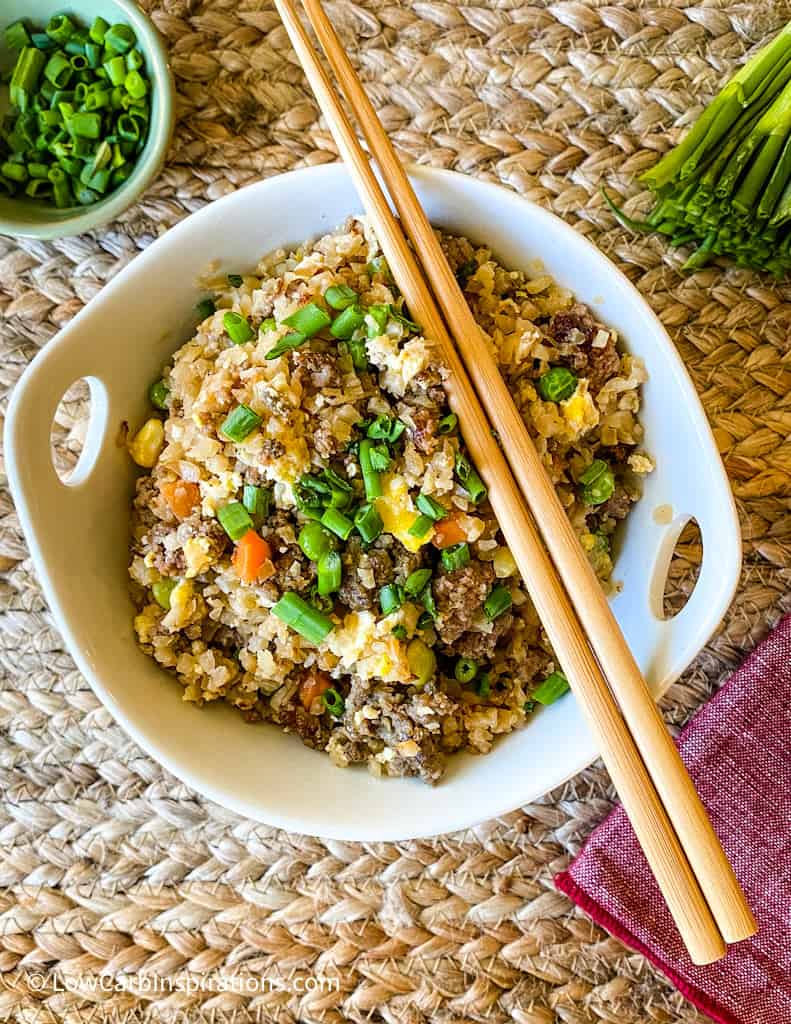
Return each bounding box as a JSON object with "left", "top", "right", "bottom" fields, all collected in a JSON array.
[{"left": 555, "top": 613, "right": 791, "bottom": 1024}]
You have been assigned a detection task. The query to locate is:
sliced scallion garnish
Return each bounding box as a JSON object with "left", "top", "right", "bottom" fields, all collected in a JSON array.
[
  {"left": 220, "top": 405, "right": 261, "bottom": 443},
  {"left": 217, "top": 501, "right": 253, "bottom": 541},
  {"left": 440, "top": 543, "right": 470, "bottom": 572},
  {"left": 484, "top": 584, "right": 512, "bottom": 620},
  {"left": 272, "top": 592, "right": 333, "bottom": 644}
]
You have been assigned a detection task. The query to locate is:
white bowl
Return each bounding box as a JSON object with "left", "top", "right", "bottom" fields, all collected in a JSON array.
[{"left": 5, "top": 165, "right": 741, "bottom": 840}]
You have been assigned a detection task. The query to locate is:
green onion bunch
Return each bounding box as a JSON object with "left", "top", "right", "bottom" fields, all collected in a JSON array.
[
  {"left": 1, "top": 14, "right": 151, "bottom": 207},
  {"left": 607, "top": 22, "right": 791, "bottom": 274}
]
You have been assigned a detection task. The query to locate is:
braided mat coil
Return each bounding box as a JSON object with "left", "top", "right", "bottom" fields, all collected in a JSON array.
[{"left": 2, "top": 0, "right": 791, "bottom": 1020}]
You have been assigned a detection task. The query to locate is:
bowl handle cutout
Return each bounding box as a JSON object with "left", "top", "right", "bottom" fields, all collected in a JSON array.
[
  {"left": 6, "top": 334, "right": 110, "bottom": 498},
  {"left": 50, "top": 377, "right": 110, "bottom": 487},
  {"left": 641, "top": 500, "right": 739, "bottom": 695}
]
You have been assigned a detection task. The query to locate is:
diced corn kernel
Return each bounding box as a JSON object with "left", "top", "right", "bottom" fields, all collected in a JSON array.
[
  {"left": 129, "top": 417, "right": 165, "bottom": 468},
  {"left": 492, "top": 546, "right": 517, "bottom": 578}
]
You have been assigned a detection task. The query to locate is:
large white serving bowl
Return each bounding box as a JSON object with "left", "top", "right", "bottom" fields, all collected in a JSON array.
[{"left": 5, "top": 164, "right": 741, "bottom": 840}]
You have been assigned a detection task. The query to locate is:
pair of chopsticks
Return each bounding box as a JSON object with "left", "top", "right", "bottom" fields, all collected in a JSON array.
[{"left": 274, "top": 0, "right": 757, "bottom": 964}]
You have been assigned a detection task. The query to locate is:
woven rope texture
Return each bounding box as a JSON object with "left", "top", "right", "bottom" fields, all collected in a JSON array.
[{"left": 1, "top": 0, "right": 791, "bottom": 1020}]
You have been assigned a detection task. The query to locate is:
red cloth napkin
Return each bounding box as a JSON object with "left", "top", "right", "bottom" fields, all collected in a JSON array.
[{"left": 555, "top": 612, "right": 791, "bottom": 1024}]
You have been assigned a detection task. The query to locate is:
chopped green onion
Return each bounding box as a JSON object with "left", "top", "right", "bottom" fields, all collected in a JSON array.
[
  {"left": 389, "top": 304, "right": 420, "bottom": 333},
  {"left": 227, "top": 273, "right": 243, "bottom": 287},
  {"left": 324, "top": 284, "right": 357, "bottom": 310},
  {"left": 437, "top": 414, "right": 457, "bottom": 435},
  {"left": 484, "top": 584, "right": 512, "bottom": 620},
  {"left": 380, "top": 583, "right": 404, "bottom": 616},
  {"left": 104, "top": 24, "right": 136, "bottom": 55},
  {"left": 260, "top": 317, "right": 277, "bottom": 333},
  {"left": 347, "top": 335, "right": 368, "bottom": 372},
  {"left": 416, "top": 493, "right": 447, "bottom": 520},
  {"left": 523, "top": 699, "right": 537, "bottom": 714},
  {"left": 85, "top": 42, "right": 102, "bottom": 68},
  {"left": 417, "top": 610, "right": 434, "bottom": 630},
  {"left": 294, "top": 482, "right": 324, "bottom": 521},
  {"left": 420, "top": 582, "right": 437, "bottom": 619},
  {"left": 272, "top": 592, "right": 334, "bottom": 644},
  {"left": 367, "top": 442, "right": 391, "bottom": 472},
  {"left": 298, "top": 521, "right": 336, "bottom": 561},
  {"left": 454, "top": 657, "right": 478, "bottom": 683},
  {"left": 265, "top": 331, "right": 306, "bottom": 359},
  {"left": 367, "top": 255, "right": 390, "bottom": 278},
  {"left": 579, "top": 460, "right": 615, "bottom": 506},
  {"left": 124, "top": 70, "right": 147, "bottom": 100},
  {"left": 46, "top": 15, "right": 75, "bottom": 45},
  {"left": 220, "top": 405, "right": 261, "bottom": 443},
  {"left": 320, "top": 507, "right": 354, "bottom": 541},
  {"left": 406, "top": 637, "right": 436, "bottom": 687},
  {"left": 317, "top": 550, "right": 342, "bottom": 596},
  {"left": 30, "top": 33, "right": 55, "bottom": 51},
  {"left": 476, "top": 672, "right": 491, "bottom": 699},
  {"left": 90, "top": 17, "right": 109, "bottom": 44},
  {"left": 404, "top": 569, "right": 432, "bottom": 596},
  {"left": 359, "top": 439, "right": 382, "bottom": 500},
  {"left": 330, "top": 304, "right": 365, "bottom": 339},
  {"left": 223, "top": 311, "right": 254, "bottom": 345},
  {"left": 243, "top": 484, "right": 272, "bottom": 525},
  {"left": 44, "top": 53, "right": 73, "bottom": 89},
  {"left": 365, "top": 303, "right": 389, "bottom": 337},
  {"left": 148, "top": 378, "right": 169, "bottom": 410},
  {"left": 5, "top": 22, "right": 31, "bottom": 51},
  {"left": 539, "top": 367, "right": 578, "bottom": 402},
  {"left": 391, "top": 625, "right": 408, "bottom": 640},
  {"left": 69, "top": 110, "right": 101, "bottom": 137},
  {"left": 300, "top": 473, "right": 331, "bottom": 497},
  {"left": 217, "top": 501, "right": 253, "bottom": 542},
  {"left": 10, "top": 48, "right": 47, "bottom": 111},
  {"left": 407, "top": 514, "right": 433, "bottom": 538},
  {"left": 322, "top": 687, "right": 345, "bottom": 717},
  {"left": 441, "top": 543, "right": 470, "bottom": 572},
  {"left": 354, "top": 503, "right": 383, "bottom": 543},
  {"left": 455, "top": 451, "right": 487, "bottom": 504},
  {"left": 283, "top": 301, "right": 331, "bottom": 337},
  {"left": 103, "top": 55, "right": 127, "bottom": 87},
  {"left": 532, "top": 670, "right": 569, "bottom": 705},
  {"left": 152, "top": 578, "right": 177, "bottom": 610},
  {"left": 367, "top": 416, "right": 405, "bottom": 442},
  {"left": 196, "top": 297, "right": 216, "bottom": 319}
]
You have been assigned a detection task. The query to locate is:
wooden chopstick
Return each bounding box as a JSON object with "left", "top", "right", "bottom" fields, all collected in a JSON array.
[
  {"left": 274, "top": 0, "right": 737, "bottom": 964},
  {"left": 297, "top": 0, "right": 757, "bottom": 951}
]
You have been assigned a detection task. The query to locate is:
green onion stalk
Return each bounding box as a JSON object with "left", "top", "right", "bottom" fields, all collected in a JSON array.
[{"left": 605, "top": 22, "right": 791, "bottom": 274}]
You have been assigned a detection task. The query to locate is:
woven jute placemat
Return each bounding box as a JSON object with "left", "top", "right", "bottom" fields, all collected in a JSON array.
[{"left": 2, "top": 0, "right": 790, "bottom": 1020}]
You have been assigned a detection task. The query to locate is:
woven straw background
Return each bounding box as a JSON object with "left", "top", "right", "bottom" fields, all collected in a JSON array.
[{"left": 2, "top": 0, "right": 791, "bottom": 1020}]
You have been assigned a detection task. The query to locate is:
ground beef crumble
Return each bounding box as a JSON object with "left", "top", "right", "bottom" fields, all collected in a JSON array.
[{"left": 433, "top": 561, "right": 495, "bottom": 646}]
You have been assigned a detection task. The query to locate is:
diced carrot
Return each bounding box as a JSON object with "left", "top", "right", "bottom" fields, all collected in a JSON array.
[
  {"left": 232, "top": 529, "right": 274, "bottom": 583},
  {"left": 161, "top": 479, "right": 200, "bottom": 519},
  {"left": 432, "top": 514, "right": 467, "bottom": 549},
  {"left": 299, "top": 670, "right": 332, "bottom": 712}
]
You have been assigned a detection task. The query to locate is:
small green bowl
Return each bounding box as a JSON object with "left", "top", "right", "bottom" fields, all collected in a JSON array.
[{"left": 0, "top": 0, "right": 175, "bottom": 238}]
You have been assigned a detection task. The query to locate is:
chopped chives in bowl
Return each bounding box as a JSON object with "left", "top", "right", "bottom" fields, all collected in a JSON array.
[{"left": 1, "top": 14, "right": 154, "bottom": 210}]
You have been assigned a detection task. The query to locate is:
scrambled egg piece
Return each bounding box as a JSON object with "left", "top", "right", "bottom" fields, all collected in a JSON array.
[
  {"left": 561, "top": 388, "right": 599, "bottom": 435},
  {"left": 376, "top": 474, "right": 432, "bottom": 553},
  {"left": 183, "top": 537, "right": 214, "bottom": 578}
]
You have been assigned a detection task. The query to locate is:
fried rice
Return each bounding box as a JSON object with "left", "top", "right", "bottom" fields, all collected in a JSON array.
[{"left": 128, "top": 217, "right": 653, "bottom": 783}]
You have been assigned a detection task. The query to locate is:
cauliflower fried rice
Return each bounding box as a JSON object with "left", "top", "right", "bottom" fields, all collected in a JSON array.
[{"left": 128, "top": 218, "right": 653, "bottom": 783}]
